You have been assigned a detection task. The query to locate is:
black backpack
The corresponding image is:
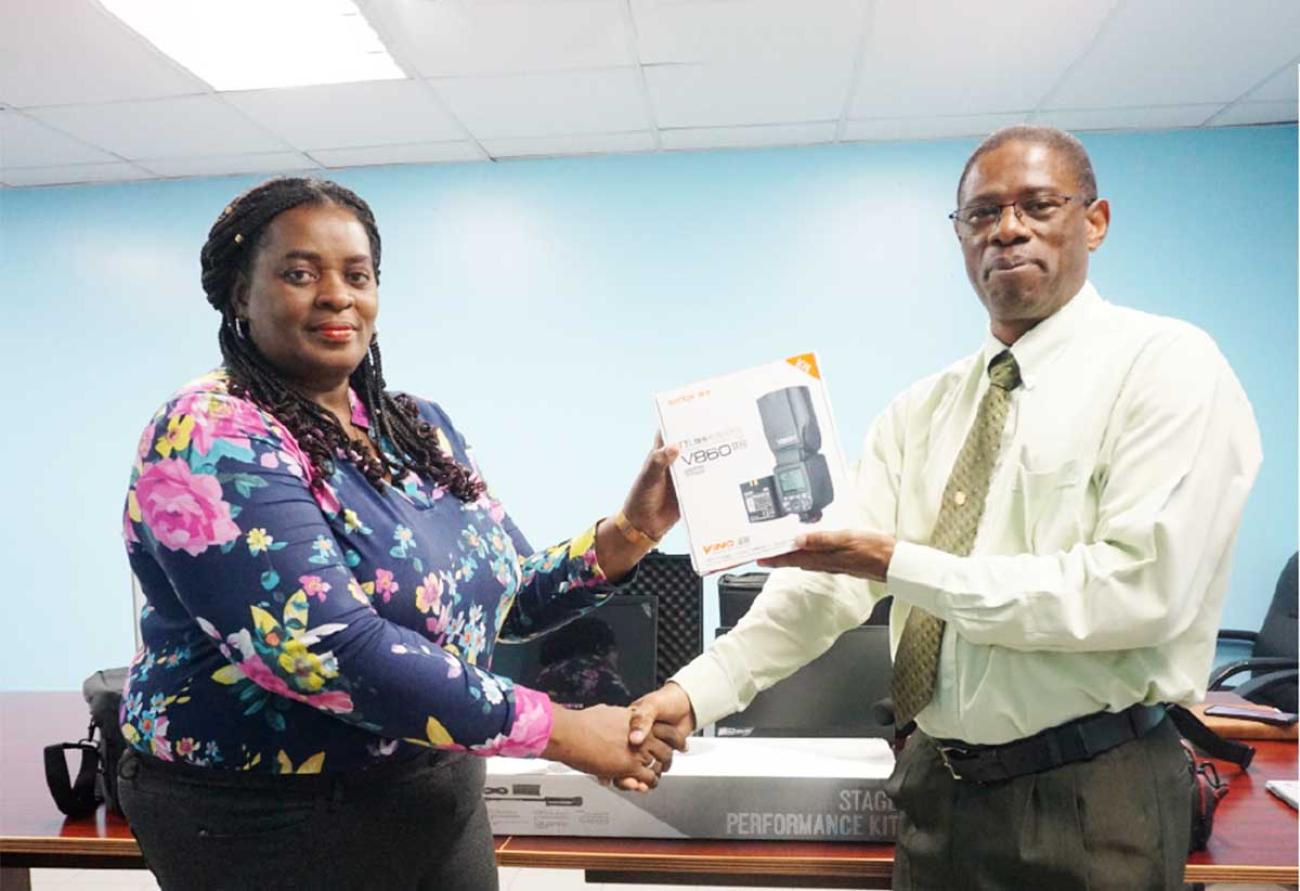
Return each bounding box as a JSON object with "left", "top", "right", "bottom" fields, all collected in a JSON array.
[{"left": 45, "top": 667, "right": 129, "bottom": 818}]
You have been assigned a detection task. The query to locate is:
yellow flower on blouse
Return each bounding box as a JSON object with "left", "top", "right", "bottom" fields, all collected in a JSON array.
[
  {"left": 154, "top": 414, "right": 195, "bottom": 458},
  {"left": 278, "top": 639, "right": 332, "bottom": 692},
  {"left": 567, "top": 525, "right": 596, "bottom": 560},
  {"left": 246, "top": 528, "right": 274, "bottom": 555}
]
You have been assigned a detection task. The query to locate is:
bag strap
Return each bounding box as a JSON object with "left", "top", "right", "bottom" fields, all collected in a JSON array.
[
  {"left": 44, "top": 722, "right": 103, "bottom": 818},
  {"left": 1168, "top": 704, "right": 1255, "bottom": 769}
]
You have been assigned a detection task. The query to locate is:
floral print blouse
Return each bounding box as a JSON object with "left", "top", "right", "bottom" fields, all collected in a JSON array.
[{"left": 121, "top": 370, "right": 617, "bottom": 774}]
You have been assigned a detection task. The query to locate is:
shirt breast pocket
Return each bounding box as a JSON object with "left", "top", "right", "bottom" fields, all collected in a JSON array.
[{"left": 1012, "top": 457, "right": 1086, "bottom": 552}]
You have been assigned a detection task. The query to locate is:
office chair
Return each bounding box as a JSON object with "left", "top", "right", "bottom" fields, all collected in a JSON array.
[{"left": 1209, "top": 552, "right": 1298, "bottom": 713}]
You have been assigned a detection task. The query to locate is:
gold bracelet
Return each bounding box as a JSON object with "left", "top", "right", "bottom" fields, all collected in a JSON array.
[{"left": 612, "top": 510, "right": 660, "bottom": 549}]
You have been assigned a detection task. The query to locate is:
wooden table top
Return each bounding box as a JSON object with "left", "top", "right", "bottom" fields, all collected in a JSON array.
[{"left": 2, "top": 691, "right": 1295, "bottom": 884}]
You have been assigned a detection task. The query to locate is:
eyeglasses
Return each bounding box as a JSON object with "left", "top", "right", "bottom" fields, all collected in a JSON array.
[{"left": 948, "top": 194, "right": 1090, "bottom": 233}]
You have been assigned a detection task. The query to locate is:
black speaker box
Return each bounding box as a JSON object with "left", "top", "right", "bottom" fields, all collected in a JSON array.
[
  {"left": 616, "top": 551, "right": 703, "bottom": 688},
  {"left": 718, "top": 570, "right": 892, "bottom": 626},
  {"left": 713, "top": 624, "right": 894, "bottom": 738}
]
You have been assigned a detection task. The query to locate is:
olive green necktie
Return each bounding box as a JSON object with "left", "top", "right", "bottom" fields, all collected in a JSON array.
[{"left": 890, "top": 349, "right": 1022, "bottom": 728}]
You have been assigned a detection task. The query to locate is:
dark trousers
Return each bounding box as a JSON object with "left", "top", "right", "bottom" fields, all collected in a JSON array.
[
  {"left": 118, "top": 748, "right": 498, "bottom": 891},
  {"left": 885, "top": 716, "right": 1193, "bottom": 891}
]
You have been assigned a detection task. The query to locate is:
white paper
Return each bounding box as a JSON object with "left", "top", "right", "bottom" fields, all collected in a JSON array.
[{"left": 1266, "top": 779, "right": 1299, "bottom": 810}]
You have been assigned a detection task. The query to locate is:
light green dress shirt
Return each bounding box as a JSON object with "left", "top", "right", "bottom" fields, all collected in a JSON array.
[{"left": 673, "top": 282, "right": 1262, "bottom": 745}]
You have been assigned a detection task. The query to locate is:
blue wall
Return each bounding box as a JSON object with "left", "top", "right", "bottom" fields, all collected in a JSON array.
[{"left": 2, "top": 125, "right": 1295, "bottom": 690}]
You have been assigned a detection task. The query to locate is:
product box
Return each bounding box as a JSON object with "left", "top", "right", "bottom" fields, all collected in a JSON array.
[
  {"left": 654, "top": 353, "right": 853, "bottom": 574},
  {"left": 484, "top": 737, "right": 897, "bottom": 842}
]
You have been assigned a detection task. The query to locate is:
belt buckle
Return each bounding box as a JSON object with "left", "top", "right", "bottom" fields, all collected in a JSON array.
[{"left": 937, "top": 743, "right": 973, "bottom": 781}]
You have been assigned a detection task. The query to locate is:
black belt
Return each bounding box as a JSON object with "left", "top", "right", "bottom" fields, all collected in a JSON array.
[{"left": 932, "top": 703, "right": 1167, "bottom": 783}]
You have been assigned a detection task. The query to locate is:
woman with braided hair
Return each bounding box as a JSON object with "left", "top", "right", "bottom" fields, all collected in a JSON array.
[{"left": 117, "top": 177, "right": 685, "bottom": 890}]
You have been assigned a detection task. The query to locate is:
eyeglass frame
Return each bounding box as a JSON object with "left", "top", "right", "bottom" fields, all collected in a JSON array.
[{"left": 947, "top": 193, "right": 1095, "bottom": 233}]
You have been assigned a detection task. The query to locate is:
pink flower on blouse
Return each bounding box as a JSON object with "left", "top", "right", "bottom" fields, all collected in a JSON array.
[
  {"left": 275, "top": 428, "right": 316, "bottom": 484},
  {"left": 135, "top": 458, "right": 240, "bottom": 556},
  {"left": 374, "top": 568, "right": 399, "bottom": 603},
  {"left": 475, "top": 491, "right": 507, "bottom": 524},
  {"left": 299, "top": 575, "right": 332, "bottom": 603},
  {"left": 414, "top": 572, "right": 442, "bottom": 614},
  {"left": 489, "top": 686, "right": 553, "bottom": 757},
  {"left": 173, "top": 390, "right": 269, "bottom": 456}
]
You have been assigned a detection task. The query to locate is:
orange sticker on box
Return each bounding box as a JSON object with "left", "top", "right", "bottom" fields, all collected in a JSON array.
[{"left": 786, "top": 353, "right": 820, "bottom": 379}]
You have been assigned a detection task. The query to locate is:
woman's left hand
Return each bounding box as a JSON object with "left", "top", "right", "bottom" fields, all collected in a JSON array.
[{"left": 619, "top": 433, "right": 680, "bottom": 543}]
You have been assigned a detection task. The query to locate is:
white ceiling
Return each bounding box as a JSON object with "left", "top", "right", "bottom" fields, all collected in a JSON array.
[{"left": 0, "top": 0, "right": 1296, "bottom": 187}]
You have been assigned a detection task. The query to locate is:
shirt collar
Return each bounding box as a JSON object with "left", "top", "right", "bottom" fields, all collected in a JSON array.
[
  {"left": 347, "top": 387, "right": 371, "bottom": 430},
  {"left": 979, "top": 280, "right": 1101, "bottom": 391}
]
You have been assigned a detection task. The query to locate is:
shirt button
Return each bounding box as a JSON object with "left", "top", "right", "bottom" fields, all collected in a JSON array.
[{"left": 954, "top": 491, "right": 967, "bottom": 506}]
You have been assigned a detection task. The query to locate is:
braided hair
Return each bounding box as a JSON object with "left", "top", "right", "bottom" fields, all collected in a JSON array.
[{"left": 200, "top": 177, "right": 483, "bottom": 502}]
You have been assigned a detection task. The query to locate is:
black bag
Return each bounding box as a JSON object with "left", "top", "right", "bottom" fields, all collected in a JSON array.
[
  {"left": 1182, "top": 739, "right": 1229, "bottom": 852},
  {"left": 1168, "top": 704, "right": 1253, "bottom": 853},
  {"left": 45, "top": 667, "right": 129, "bottom": 818}
]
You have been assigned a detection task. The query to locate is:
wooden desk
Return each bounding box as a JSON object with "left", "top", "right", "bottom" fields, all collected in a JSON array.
[{"left": 3, "top": 692, "right": 1296, "bottom": 888}]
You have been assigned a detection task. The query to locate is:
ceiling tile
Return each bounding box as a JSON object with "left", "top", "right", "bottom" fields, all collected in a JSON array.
[
  {"left": 0, "top": 110, "right": 118, "bottom": 167},
  {"left": 309, "top": 142, "right": 485, "bottom": 168},
  {"left": 1047, "top": 0, "right": 1300, "bottom": 108},
  {"left": 1033, "top": 105, "right": 1221, "bottom": 132},
  {"left": 849, "top": 1, "right": 1116, "bottom": 119},
  {"left": 1244, "top": 62, "right": 1298, "bottom": 102},
  {"left": 482, "top": 131, "right": 655, "bottom": 159},
  {"left": 434, "top": 69, "right": 650, "bottom": 139},
  {"left": 28, "top": 96, "right": 288, "bottom": 160},
  {"left": 631, "top": 0, "right": 866, "bottom": 65},
  {"left": 136, "top": 152, "right": 319, "bottom": 179},
  {"left": 225, "top": 81, "right": 464, "bottom": 150},
  {"left": 368, "top": 0, "right": 631, "bottom": 77},
  {"left": 661, "top": 122, "right": 836, "bottom": 150},
  {"left": 1209, "top": 101, "right": 1298, "bottom": 127},
  {"left": 0, "top": 0, "right": 208, "bottom": 107},
  {"left": 1, "top": 161, "right": 152, "bottom": 187},
  {"left": 646, "top": 61, "right": 852, "bottom": 128},
  {"left": 841, "top": 113, "right": 1026, "bottom": 143}
]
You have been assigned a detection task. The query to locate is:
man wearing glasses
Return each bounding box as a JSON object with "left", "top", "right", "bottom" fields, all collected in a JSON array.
[{"left": 628, "top": 125, "right": 1261, "bottom": 889}]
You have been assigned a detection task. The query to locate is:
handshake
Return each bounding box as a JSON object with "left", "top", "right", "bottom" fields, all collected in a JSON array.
[{"left": 539, "top": 682, "right": 696, "bottom": 793}]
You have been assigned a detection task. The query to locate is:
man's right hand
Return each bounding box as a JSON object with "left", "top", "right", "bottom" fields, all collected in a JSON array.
[
  {"left": 614, "top": 683, "right": 696, "bottom": 791},
  {"left": 542, "top": 704, "right": 666, "bottom": 791}
]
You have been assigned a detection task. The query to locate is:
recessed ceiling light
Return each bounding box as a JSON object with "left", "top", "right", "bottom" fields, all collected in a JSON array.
[{"left": 100, "top": 0, "right": 406, "bottom": 92}]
